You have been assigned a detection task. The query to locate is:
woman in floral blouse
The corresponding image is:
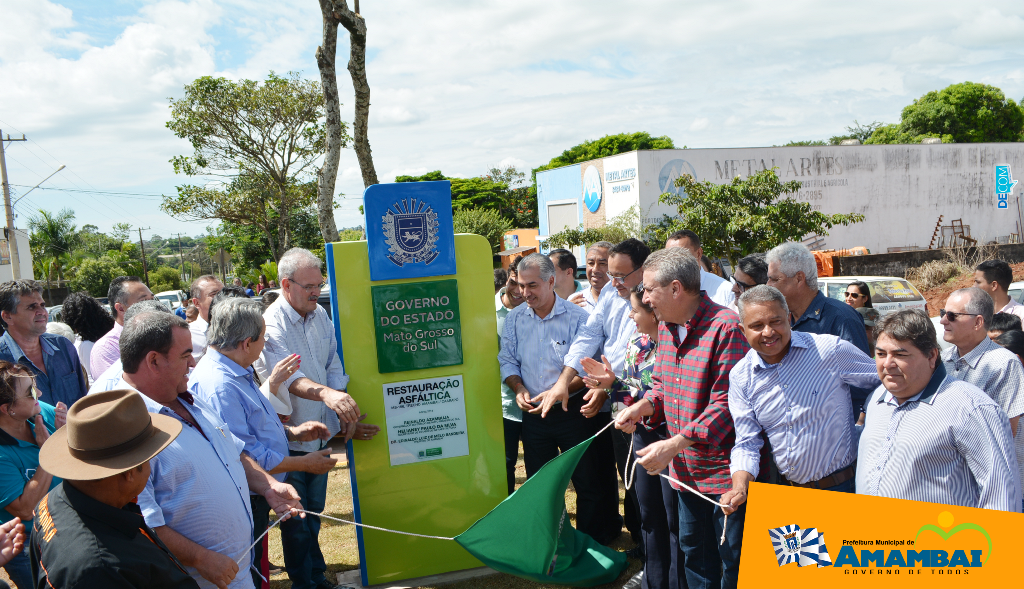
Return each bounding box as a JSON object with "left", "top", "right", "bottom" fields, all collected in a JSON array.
[{"left": 582, "top": 285, "right": 683, "bottom": 589}]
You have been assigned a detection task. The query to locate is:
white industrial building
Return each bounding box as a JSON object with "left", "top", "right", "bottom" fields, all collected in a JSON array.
[{"left": 536, "top": 143, "right": 1024, "bottom": 254}]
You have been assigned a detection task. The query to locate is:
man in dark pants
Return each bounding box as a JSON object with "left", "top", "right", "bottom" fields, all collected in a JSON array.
[{"left": 498, "top": 253, "right": 621, "bottom": 544}]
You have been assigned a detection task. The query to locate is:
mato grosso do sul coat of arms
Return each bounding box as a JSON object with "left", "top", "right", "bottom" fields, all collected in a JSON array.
[{"left": 382, "top": 198, "right": 440, "bottom": 267}]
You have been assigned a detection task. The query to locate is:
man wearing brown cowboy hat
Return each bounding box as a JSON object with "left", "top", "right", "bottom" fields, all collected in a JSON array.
[{"left": 30, "top": 388, "right": 200, "bottom": 588}]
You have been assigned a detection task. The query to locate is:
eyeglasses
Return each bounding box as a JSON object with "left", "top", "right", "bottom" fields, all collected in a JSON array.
[
  {"left": 939, "top": 309, "right": 982, "bottom": 322},
  {"left": 844, "top": 291, "right": 865, "bottom": 299},
  {"left": 609, "top": 267, "right": 641, "bottom": 285},
  {"left": 731, "top": 276, "right": 756, "bottom": 292},
  {"left": 290, "top": 280, "right": 326, "bottom": 293}
]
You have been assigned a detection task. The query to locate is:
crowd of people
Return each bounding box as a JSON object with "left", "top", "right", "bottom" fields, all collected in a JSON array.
[
  {"left": 0, "top": 247, "right": 375, "bottom": 589},
  {"left": 0, "top": 232, "right": 1019, "bottom": 589},
  {"left": 495, "top": 232, "right": 1024, "bottom": 589}
]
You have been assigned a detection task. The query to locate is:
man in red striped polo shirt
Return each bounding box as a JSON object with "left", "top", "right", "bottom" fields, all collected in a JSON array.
[{"left": 616, "top": 247, "right": 750, "bottom": 589}]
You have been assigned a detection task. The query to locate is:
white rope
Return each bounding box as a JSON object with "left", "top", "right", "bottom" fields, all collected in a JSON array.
[
  {"left": 619, "top": 428, "right": 732, "bottom": 545},
  {"left": 237, "top": 418, "right": 669, "bottom": 566}
]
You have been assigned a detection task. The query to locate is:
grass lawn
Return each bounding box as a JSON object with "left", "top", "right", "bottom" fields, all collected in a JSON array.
[{"left": 266, "top": 446, "right": 642, "bottom": 589}]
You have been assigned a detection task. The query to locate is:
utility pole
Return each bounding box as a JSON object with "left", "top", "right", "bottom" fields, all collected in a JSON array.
[
  {"left": 0, "top": 130, "right": 27, "bottom": 280},
  {"left": 138, "top": 227, "right": 151, "bottom": 287},
  {"left": 177, "top": 233, "right": 186, "bottom": 283}
]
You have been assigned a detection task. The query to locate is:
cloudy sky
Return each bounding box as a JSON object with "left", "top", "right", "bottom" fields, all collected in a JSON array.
[{"left": 1, "top": 0, "right": 1022, "bottom": 239}]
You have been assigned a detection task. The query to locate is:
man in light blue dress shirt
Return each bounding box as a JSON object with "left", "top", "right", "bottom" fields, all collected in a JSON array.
[
  {"left": 857, "top": 309, "right": 1020, "bottom": 512},
  {"left": 498, "top": 253, "right": 621, "bottom": 545},
  {"left": 547, "top": 238, "right": 650, "bottom": 549},
  {"left": 259, "top": 247, "right": 366, "bottom": 589},
  {"left": 191, "top": 298, "right": 373, "bottom": 588},
  {"left": 116, "top": 311, "right": 303, "bottom": 589},
  {"left": 722, "top": 286, "right": 880, "bottom": 514}
]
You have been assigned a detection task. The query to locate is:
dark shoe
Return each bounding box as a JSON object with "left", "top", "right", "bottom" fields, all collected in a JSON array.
[
  {"left": 622, "top": 570, "right": 644, "bottom": 589},
  {"left": 626, "top": 545, "right": 645, "bottom": 560},
  {"left": 268, "top": 563, "right": 283, "bottom": 575}
]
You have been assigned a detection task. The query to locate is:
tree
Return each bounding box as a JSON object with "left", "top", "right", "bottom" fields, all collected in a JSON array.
[
  {"left": 70, "top": 257, "right": 127, "bottom": 297},
  {"left": 865, "top": 82, "right": 1024, "bottom": 144},
  {"left": 148, "top": 267, "right": 182, "bottom": 294},
  {"left": 165, "top": 72, "right": 335, "bottom": 259},
  {"left": 543, "top": 205, "right": 642, "bottom": 249},
  {"left": 484, "top": 165, "right": 537, "bottom": 228},
  {"left": 163, "top": 173, "right": 316, "bottom": 261},
  {"left": 28, "top": 208, "right": 80, "bottom": 285},
  {"left": 453, "top": 208, "right": 512, "bottom": 256},
  {"left": 316, "top": 0, "right": 378, "bottom": 243},
  {"left": 532, "top": 132, "right": 674, "bottom": 179},
  {"left": 655, "top": 169, "right": 865, "bottom": 268}
]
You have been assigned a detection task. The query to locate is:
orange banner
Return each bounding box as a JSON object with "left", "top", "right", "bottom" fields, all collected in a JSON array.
[{"left": 739, "top": 482, "right": 1022, "bottom": 585}]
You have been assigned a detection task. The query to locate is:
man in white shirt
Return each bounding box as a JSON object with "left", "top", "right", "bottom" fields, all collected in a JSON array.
[
  {"left": 260, "top": 247, "right": 364, "bottom": 589},
  {"left": 665, "top": 230, "right": 735, "bottom": 307},
  {"left": 568, "top": 241, "right": 613, "bottom": 314},
  {"left": 974, "top": 260, "right": 1024, "bottom": 321},
  {"left": 188, "top": 275, "right": 224, "bottom": 362}
]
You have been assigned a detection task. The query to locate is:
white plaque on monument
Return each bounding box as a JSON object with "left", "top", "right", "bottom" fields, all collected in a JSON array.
[{"left": 382, "top": 375, "right": 469, "bottom": 466}]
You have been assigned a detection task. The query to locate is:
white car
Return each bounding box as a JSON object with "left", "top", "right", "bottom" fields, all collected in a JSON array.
[
  {"left": 155, "top": 290, "right": 187, "bottom": 309},
  {"left": 816, "top": 276, "right": 927, "bottom": 317}
]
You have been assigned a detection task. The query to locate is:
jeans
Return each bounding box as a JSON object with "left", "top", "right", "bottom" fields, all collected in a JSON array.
[
  {"left": 634, "top": 426, "right": 686, "bottom": 589},
  {"left": 521, "top": 394, "right": 622, "bottom": 544},
  {"left": 678, "top": 490, "right": 745, "bottom": 589},
  {"left": 281, "top": 451, "right": 330, "bottom": 589},
  {"left": 612, "top": 427, "right": 642, "bottom": 544},
  {"left": 250, "top": 494, "right": 271, "bottom": 589},
  {"left": 4, "top": 526, "right": 31, "bottom": 589},
  {"left": 503, "top": 418, "right": 523, "bottom": 495}
]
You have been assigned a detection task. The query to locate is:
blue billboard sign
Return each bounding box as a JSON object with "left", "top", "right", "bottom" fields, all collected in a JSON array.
[{"left": 364, "top": 181, "right": 457, "bottom": 281}]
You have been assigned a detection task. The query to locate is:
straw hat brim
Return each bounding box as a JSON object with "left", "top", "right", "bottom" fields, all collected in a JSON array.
[{"left": 39, "top": 414, "right": 183, "bottom": 481}]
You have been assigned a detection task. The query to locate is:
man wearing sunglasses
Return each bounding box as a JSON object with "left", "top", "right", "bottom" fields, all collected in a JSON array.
[{"left": 939, "top": 287, "right": 1024, "bottom": 494}]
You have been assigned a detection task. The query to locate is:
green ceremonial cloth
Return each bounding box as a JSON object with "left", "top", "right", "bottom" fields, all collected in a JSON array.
[{"left": 454, "top": 431, "right": 628, "bottom": 586}]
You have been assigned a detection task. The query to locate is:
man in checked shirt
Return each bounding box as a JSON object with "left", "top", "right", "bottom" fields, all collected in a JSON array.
[{"left": 615, "top": 247, "right": 749, "bottom": 589}]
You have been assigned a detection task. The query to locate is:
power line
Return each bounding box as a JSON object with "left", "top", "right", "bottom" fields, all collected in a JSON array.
[{"left": 9, "top": 185, "right": 163, "bottom": 200}]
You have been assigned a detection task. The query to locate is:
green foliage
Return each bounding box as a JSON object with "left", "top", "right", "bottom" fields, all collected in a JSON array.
[
  {"left": 656, "top": 169, "right": 865, "bottom": 267},
  {"left": 532, "top": 132, "right": 674, "bottom": 180},
  {"left": 865, "top": 82, "right": 1024, "bottom": 144},
  {"left": 28, "top": 208, "right": 80, "bottom": 283},
  {"left": 259, "top": 262, "right": 278, "bottom": 283},
  {"left": 453, "top": 208, "right": 512, "bottom": 255},
  {"left": 71, "top": 257, "right": 127, "bottom": 297},
  {"left": 148, "top": 267, "right": 182, "bottom": 294},
  {"left": 483, "top": 165, "right": 537, "bottom": 228},
  {"left": 338, "top": 229, "right": 363, "bottom": 241},
  {"left": 543, "top": 205, "right": 642, "bottom": 249},
  {"left": 165, "top": 71, "right": 339, "bottom": 259},
  {"left": 396, "top": 167, "right": 538, "bottom": 229},
  {"left": 900, "top": 82, "right": 1023, "bottom": 143}
]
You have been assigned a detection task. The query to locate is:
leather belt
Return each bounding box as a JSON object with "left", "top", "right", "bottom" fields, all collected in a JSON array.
[{"left": 782, "top": 463, "right": 855, "bottom": 490}]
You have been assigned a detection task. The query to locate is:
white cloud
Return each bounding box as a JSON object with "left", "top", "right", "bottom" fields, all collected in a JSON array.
[
  {"left": 1, "top": 0, "right": 1023, "bottom": 235},
  {"left": 689, "top": 118, "right": 710, "bottom": 132}
]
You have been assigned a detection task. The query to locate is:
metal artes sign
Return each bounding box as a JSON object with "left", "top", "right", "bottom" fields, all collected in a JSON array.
[{"left": 364, "top": 181, "right": 457, "bottom": 281}]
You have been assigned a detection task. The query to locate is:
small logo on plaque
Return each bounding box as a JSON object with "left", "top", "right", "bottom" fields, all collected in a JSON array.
[{"left": 382, "top": 198, "right": 439, "bottom": 267}]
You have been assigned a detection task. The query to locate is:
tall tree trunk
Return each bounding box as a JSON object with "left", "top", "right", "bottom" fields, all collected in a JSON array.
[
  {"left": 316, "top": 0, "right": 378, "bottom": 244},
  {"left": 316, "top": 1, "right": 342, "bottom": 243}
]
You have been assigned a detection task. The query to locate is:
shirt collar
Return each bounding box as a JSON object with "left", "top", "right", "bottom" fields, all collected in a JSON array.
[
  {"left": 0, "top": 332, "right": 57, "bottom": 362},
  {"left": 0, "top": 415, "right": 39, "bottom": 446},
  {"left": 60, "top": 481, "right": 144, "bottom": 538},
  {"left": 949, "top": 337, "right": 996, "bottom": 369},
  {"left": 495, "top": 288, "right": 507, "bottom": 312},
  {"left": 879, "top": 363, "right": 947, "bottom": 407},
  {"left": 751, "top": 330, "right": 811, "bottom": 370},
  {"left": 205, "top": 347, "right": 252, "bottom": 378},
  {"left": 276, "top": 296, "right": 308, "bottom": 325},
  {"left": 793, "top": 291, "right": 827, "bottom": 325},
  {"left": 1001, "top": 299, "right": 1023, "bottom": 313}
]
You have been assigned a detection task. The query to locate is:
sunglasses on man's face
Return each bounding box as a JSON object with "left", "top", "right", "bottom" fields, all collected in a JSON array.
[
  {"left": 939, "top": 309, "right": 981, "bottom": 322},
  {"left": 731, "top": 276, "right": 756, "bottom": 292}
]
